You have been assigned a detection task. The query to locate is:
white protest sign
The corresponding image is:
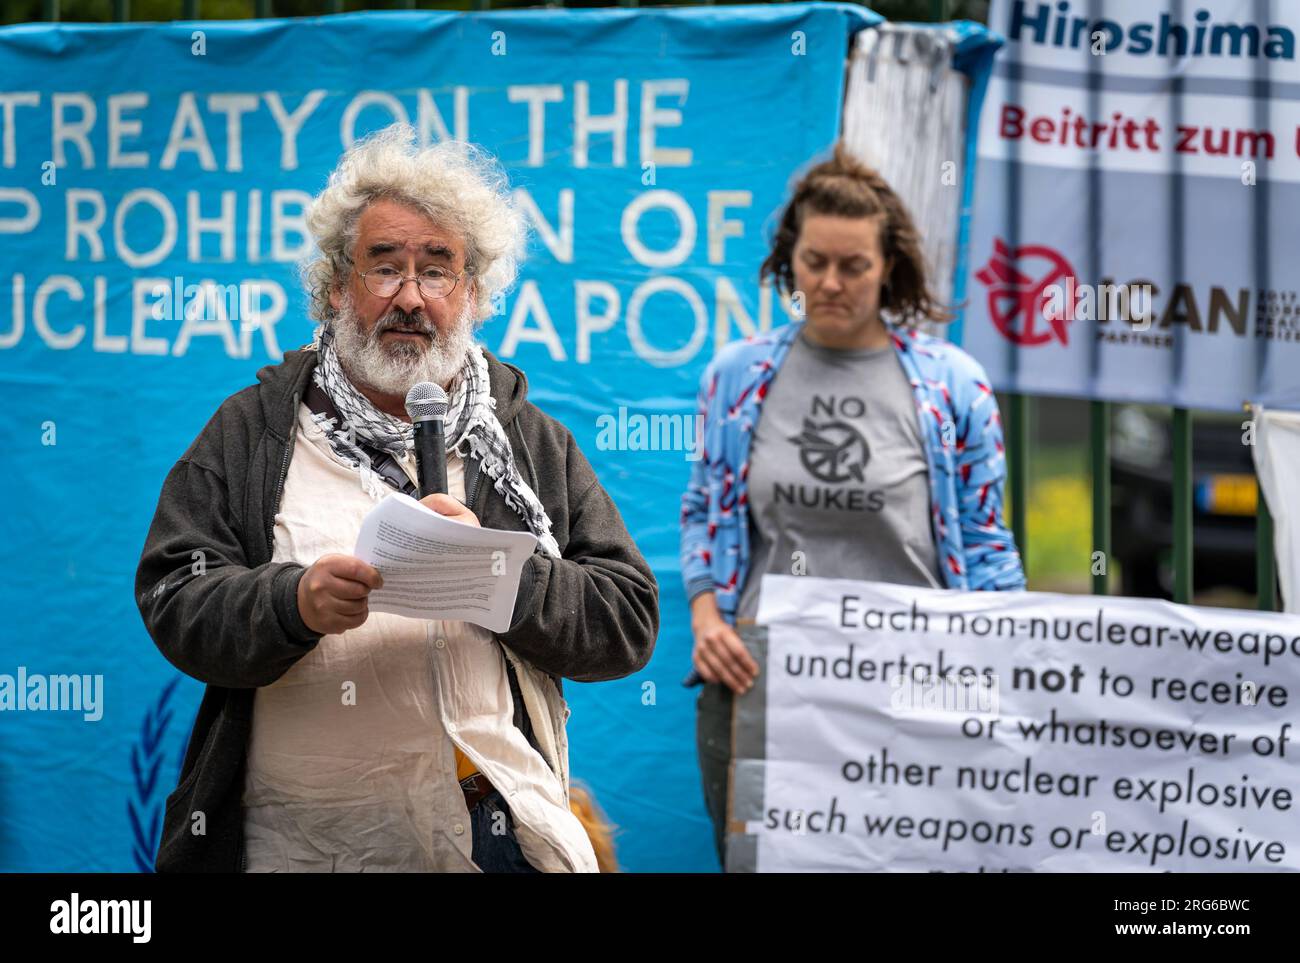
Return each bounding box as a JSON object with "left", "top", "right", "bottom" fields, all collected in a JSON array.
[{"left": 727, "top": 575, "right": 1300, "bottom": 872}]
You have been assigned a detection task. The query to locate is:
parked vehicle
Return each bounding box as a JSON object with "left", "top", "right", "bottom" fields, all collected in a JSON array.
[{"left": 1110, "top": 405, "right": 1262, "bottom": 598}]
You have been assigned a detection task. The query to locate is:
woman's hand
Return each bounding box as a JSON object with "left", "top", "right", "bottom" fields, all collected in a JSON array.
[{"left": 690, "top": 591, "right": 759, "bottom": 694}]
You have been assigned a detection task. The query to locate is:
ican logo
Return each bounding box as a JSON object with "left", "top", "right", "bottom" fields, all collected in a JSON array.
[
  {"left": 1009, "top": 1, "right": 1296, "bottom": 60},
  {"left": 974, "top": 239, "right": 1075, "bottom": 347}
]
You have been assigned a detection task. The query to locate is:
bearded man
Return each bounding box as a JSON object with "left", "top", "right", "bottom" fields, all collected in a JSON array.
[{"left": 134, "top": 124, "right": 659, "bottom": 873}]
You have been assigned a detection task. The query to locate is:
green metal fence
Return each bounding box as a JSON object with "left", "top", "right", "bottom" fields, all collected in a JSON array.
[{"left": 1005, "top": 396, "right": 1277, "bottom": 610}]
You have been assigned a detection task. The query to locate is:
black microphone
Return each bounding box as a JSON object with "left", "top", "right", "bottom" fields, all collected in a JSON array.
[{"left": 405, "top": 381, "right": 448, "bottom": 498}]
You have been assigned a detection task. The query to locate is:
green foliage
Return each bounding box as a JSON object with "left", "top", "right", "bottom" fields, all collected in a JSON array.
[{"left": 5, "top": 0, "right": 990, "bottom": 28}]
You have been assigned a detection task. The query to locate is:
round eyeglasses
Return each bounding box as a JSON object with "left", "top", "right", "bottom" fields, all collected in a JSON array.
[{"left": 356, "top": 265, "right": 468, "bottom": 300}]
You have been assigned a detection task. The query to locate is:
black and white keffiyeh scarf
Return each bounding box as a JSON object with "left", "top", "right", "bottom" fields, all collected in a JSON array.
[{"left": 307, "top": 324, "right": 561, "bottom": 558}]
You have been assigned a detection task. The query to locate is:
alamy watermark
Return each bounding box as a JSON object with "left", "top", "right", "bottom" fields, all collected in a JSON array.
[
  {"left": 889, "top": 670, "right": 1001, "bottom": 717},
  {"left": 50, "top": 893, "right": 150, "bottom": 942},
  {"left": 149, "top": 276, "right": 276, "bottom": 328},
  {"left": 1043, "top": 278, "right": 1156, "bottom": 328},
  {"left": 0, "top": 667, "right": 103, "bottom": 721},
  {"left": 595, "top": 407, "right": 705, "bottom": 461}
]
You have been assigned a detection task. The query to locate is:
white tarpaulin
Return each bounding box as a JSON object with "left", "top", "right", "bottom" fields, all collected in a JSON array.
[
  {"left": 841, "top": 24, "right": 970, "bottom": 308},
  {"left": 727, "top": 574, "right": 1300, "bottom": 872}
]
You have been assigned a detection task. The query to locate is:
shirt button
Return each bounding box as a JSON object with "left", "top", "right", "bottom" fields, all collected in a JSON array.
[
  {"left": 446, "top": 722, "right": 457, "bottom": 733},
  {"left": 453, "top": 824, "right": 465, "bottom": 836},
  {"left": 435, "top": 638, "right": 446, "bottom": 649}
]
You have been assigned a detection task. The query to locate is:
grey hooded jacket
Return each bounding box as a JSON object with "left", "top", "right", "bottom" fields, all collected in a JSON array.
[{"left": 134, "top": 345, "right": 659, "bottom": 872}]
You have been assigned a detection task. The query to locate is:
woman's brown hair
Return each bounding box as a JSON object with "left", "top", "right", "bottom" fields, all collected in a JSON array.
[{"left": 760, "top": 141, "right": 952, "bottom": 327}]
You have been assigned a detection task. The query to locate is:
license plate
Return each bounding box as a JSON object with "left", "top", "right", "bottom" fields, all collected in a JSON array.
[{"left": 1195, "top": 474, "right": 1258, "bottom": 516}]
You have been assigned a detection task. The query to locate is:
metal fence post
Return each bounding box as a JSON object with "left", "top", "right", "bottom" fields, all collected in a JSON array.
[
  {"left": 1007, "top": 392, "right": 1029, "bottom": 573},
  {"left": 1091, "top": 400, "right": 1110, "bottom": 595},
  {"left": 1258, "top": 485, "right": 1276, "bottom": 611},
  {"left": 1172, "top": 407, "right": 1193, "bottom": 603}
]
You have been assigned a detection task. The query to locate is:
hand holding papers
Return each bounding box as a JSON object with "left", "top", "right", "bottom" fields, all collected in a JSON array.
[{"left": 353, "top": 491, "right": 538, "bottom": 633}]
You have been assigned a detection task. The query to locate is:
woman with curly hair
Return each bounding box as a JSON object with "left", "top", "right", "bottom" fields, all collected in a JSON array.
[{"left": 679, "top": 142, "right": 1025, "bottom": 869}]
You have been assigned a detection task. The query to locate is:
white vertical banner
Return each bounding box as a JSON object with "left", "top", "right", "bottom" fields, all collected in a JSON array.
[
  {"left": 727, "top": 574, "right": 1300, "bottom": 872},
  {"left": 1253, "top": 406, "right": 1300, "bottom": 613},
  {"left": 841, "top": 24, "right": 970, "bottom": 309}
]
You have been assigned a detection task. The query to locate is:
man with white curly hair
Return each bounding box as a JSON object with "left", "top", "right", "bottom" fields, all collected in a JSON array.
[{"left": 135, "top": 124, "right": 659, "bottom": 873}]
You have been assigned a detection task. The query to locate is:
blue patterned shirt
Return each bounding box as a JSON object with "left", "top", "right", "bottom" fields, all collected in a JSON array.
[{"left": 680, "top": 320, "right": 1025, "bottom": 624}]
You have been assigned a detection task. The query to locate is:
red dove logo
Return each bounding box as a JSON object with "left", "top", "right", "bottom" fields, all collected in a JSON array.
[{"left": 975, "top": 238, "right": 1077, "bottom": 347}]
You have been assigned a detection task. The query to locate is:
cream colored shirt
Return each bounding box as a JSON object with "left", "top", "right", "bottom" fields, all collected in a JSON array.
[{"left": 240, "top": 402, "right": 598, "bottom": 872}]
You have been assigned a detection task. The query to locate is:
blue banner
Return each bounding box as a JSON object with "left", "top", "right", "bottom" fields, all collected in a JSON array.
[{"left": 0, "top": 3, "right": 878, "bottom": 873}]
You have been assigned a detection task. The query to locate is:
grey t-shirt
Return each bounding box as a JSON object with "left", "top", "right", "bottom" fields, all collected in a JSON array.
[{"left": 736, "top": 331, "right": 943, "bottom": 621}]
